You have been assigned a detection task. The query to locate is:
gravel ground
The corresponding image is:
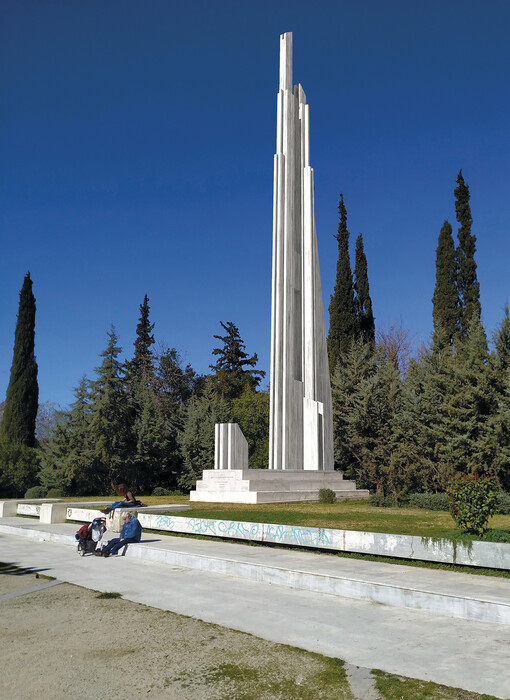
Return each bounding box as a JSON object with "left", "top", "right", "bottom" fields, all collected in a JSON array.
[{"left": 0, "top": 569, "right": 355, "bottom": 700}]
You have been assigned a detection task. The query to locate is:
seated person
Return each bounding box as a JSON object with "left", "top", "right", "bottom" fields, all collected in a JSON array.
[
  {"left": 102, "top": 483, "right": 141, "bottom": 514},
  {"left": 96, "top": 512, "right": 142, "bottom": 557}
]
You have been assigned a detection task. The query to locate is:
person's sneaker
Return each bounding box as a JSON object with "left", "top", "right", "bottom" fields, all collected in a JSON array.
[
  {"left": 94, "top": 550, "right": 102, "bottom": 556},
  {"left": 103, "top": 552, "right": 110, "bottom": 558}
]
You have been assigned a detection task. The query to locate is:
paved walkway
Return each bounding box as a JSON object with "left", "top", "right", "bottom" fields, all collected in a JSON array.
[{"left": 1, "top": 519, "right": 509, "bottom": 698}]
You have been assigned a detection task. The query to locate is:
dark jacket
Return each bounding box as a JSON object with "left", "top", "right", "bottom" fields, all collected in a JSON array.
[{"left": 120, "top": 517, "right": 142, "bottom": 542}]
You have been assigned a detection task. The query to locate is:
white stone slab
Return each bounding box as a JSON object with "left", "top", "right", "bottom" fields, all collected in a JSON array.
[{"left": 17, "top": 503, "right": 41, "bottom": 516}]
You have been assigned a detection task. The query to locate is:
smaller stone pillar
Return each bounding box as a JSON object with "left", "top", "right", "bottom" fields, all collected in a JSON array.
[
  {"left": 0, "top": 500, "right": 20, "bottom": 517},
  {"left": 214, "top": 423, "right": 248, "bottom": 470},
  {"left": 39, "top": 502, "right": 68, "bottom": 524}
]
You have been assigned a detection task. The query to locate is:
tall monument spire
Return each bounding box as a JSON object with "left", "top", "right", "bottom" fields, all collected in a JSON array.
[
  {"left": 190, "top": 33, "right": 369, "bottom": 502},
  {"left": 269, "top": 32, "right": 334, "bottom": 471}
]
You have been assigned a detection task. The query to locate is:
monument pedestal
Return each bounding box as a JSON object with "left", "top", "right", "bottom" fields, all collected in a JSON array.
[{"left": 190, "top": 469, "right": 369, "bottom": 504}]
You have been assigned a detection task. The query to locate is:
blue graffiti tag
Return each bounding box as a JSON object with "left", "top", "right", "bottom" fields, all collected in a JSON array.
[
  {"left": 187, "top": 518, "right": 218, "bottom": 535},
  {"left": 264, "top": 524, "right": 331, "bottom": 546},
  {"left": 218, "top": 520, "right": 260, "bottom": 540},
  {"left": 155, "top": 515, "right": 175, "bottom": 530}
]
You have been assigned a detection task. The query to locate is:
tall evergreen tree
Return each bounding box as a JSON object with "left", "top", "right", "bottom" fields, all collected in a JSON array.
[
  {"left": 39, "top": 377, "right": 95, "bottom": 494},
  {"left": 125, "top": 294, "right": 155, "bottom": 382},
  {"left": 332, "top": 343, "right": 405, "bottom": 500},
  {"left": 492, "top": 303, "right": 510, "bottom": 376},
  {"left": 490, "top": 304, "right": 510, "bottom": 491},
  {"left": 210, "top": 321, "right": 265, "bottom": 399},
  {"left": 178, "top": 384, "right": 231, "bottom": 490},
  {"left": 0, "top": 272, "right": 39, "bottom": 447},
  {"left": 328, "top": 194, "right": 357, "bottom": 373},
  {"left": 432, "top": 221, "right": 459, "bottom": 351},
  {"left": 89, "top": 327, "right": 130, "bottom": 490},
  {"left": 455, "top": 170, "right": 481, "bottom": 335},
  {"left": 354, "top": 234, "right": 375, "bottom": 346},
  {"left": 419, "top": 319, "right": 504, "bottom": 486},
  {"left": 155, "top": 347, "right": 197, "bottom": 409}
]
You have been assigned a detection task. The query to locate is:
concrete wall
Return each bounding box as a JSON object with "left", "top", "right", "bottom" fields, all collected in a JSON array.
[{"left": 137, "top": 513, "right": 510, "bottom": 571}]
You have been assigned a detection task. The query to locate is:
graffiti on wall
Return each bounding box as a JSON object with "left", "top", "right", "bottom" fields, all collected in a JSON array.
[{"left": 151, "top": 514, "right": 332, "bottom": 548}]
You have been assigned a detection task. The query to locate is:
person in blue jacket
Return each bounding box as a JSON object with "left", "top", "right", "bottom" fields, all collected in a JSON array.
[{"left": 96, "top": 512, "right": 142, "bottom": 557}]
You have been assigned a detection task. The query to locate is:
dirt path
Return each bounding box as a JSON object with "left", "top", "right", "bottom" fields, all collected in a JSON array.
[{"left": 0, "top": 570, "right": 355, "bottom": 700}]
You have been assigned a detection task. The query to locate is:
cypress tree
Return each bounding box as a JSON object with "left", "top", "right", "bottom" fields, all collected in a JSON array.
[
  {"left": 455, "top": 170, "right": 481, "bottom": 335},
  {"left": 328, "top": 194, "right": 357, "bottom": 373},
  {"left": 354, "top": 234, "right": 375, "bottom": 346},
  {"left": 0, "top": 272, "right": 39, "bottom": 447},
  {"left": 432, "top": 221, "right": 459, "bottom": 351}
]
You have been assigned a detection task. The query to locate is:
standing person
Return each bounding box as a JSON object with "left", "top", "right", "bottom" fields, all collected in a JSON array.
[
  {"left": 102, "top": 483, "right": 141, "bottom": 514},
  {"left": 96, "top": 512, "right": 142, "bottom": 557}
]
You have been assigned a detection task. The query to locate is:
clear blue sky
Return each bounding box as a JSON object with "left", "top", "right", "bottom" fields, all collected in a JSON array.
[{"left": 1, "top": 0, "right": 509, "bottom": 409}]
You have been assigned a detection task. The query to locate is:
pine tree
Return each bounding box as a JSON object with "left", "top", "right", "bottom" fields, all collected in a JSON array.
[
  {"left": 89, "top": 327, "right": 130, "bottom": 490},
  {"left": 125, "top": 294, "right": 155, "bottom": 383},
  {"left": 492, "top": 303, "right": 510, "bottom": 376},
  {"left": 331, "top": 341, "right": 376, "bottom": 476},
  {"left": 328, "top": 194, "right": 357, "bottom": 373},
  {"left": 0, "top": 272, "right": 39, "bottom": 447},
  {"left": 420, "top": 320, "right": 504, "bottom": 485},
  {"left": 39, "top": 377, "right": 96, "bottom": 494},
  {"left": 490, "top": 304, "right": 510, "bottom": 490},
  {"left": 210, "top": 321, "right": 265, "bottom": 399},
  {"left": 178, "top": 384, "right": 231, "bottom": 490},
  {"left": 129, "top": 379, "right": 174, "bottom": 492},
  {"left": 432, "top": 221, "right": 459, "bottom": 351},
  {"left": 332, "top": 343, "right": 405, "bottom": 500},
  {"left": 155, "top": 347, "right": 197, "bottom": 409},
  {"left": 455, "top": 170, "right": 481, "bottom": 335},
  {"left": 354, "top": 234, "right": 375, "bottom": 345}
]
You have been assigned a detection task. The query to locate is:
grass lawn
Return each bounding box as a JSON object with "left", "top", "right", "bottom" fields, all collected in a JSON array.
[{"left": 58, "top": 495, "right": 510, "bottom": 543}]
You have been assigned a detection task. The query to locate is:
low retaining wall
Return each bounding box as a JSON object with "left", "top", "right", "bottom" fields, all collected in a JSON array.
[
  {"left": 137, "top": 514, "right": 510, "bottom": 571},
  {"left": 66, "top": 504, "right": 191, "bottom": 532}
]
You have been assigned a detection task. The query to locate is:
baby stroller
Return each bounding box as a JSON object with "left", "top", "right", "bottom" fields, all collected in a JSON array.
[{"left": 76, "top": 517, "right": 107, "bottom": 556}]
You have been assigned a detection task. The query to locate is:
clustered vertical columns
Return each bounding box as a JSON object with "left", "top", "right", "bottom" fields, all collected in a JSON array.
[
  {"left": 269, "top": 32, "right": 334, "bottom": 472},
  {"left": 214, "top": 423, "right": 248, "bottom": 471}
]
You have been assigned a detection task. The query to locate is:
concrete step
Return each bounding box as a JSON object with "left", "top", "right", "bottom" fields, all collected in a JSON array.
[
  {"left": 195, "top": 479, "right": 361, "bottom": 492},
  {"left": 1, "top": 518, "right": 508, "bottom": 626},
  {"left": 191, "top": 489, "right": 369, "bottom": 503}
]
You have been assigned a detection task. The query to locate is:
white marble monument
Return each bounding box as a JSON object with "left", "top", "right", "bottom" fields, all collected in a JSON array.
[{"left": 191, "top": 33, "right": 368, "bottom": 503}]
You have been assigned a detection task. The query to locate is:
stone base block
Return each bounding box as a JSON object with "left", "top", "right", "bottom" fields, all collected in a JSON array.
[
  {"left": 190, "top": 469, "right": 369, "bottom": 504},
  {"left": 40, "top": 503, "right": 68, "bottom": 524},
  {"left": 0, "top": 500, "right": 21, "bottom": 517}
]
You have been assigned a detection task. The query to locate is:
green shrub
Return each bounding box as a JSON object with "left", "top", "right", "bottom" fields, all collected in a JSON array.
[
  {"left": 369, "top": 494, "right": 394, "bottom": 508},
  {"left": 152, "top": 487, "right": 170, "bottom": 496},
  {"left": 483, "top": 529, "right": 510, "bottom": 543},
  {"left": 496, "top": 492, "right": 510, "bottom": 515},
  {"left": 318, "top": 488, "right": 336, "bottom": 504},
  {"left": 446, "top": 474, "right": 500, "bottom": 536},
  {"left": 408, "top": 492, "right": 448, "bottom": 511},
  {"left": 0, "top": 444, "right": 40, "bottom": 498},
  {"left": 24, "top": 485, "right": 47, "bottom": 499},
  {"left": 46, "top": 488, "right": 62, "bottom": 498}
]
